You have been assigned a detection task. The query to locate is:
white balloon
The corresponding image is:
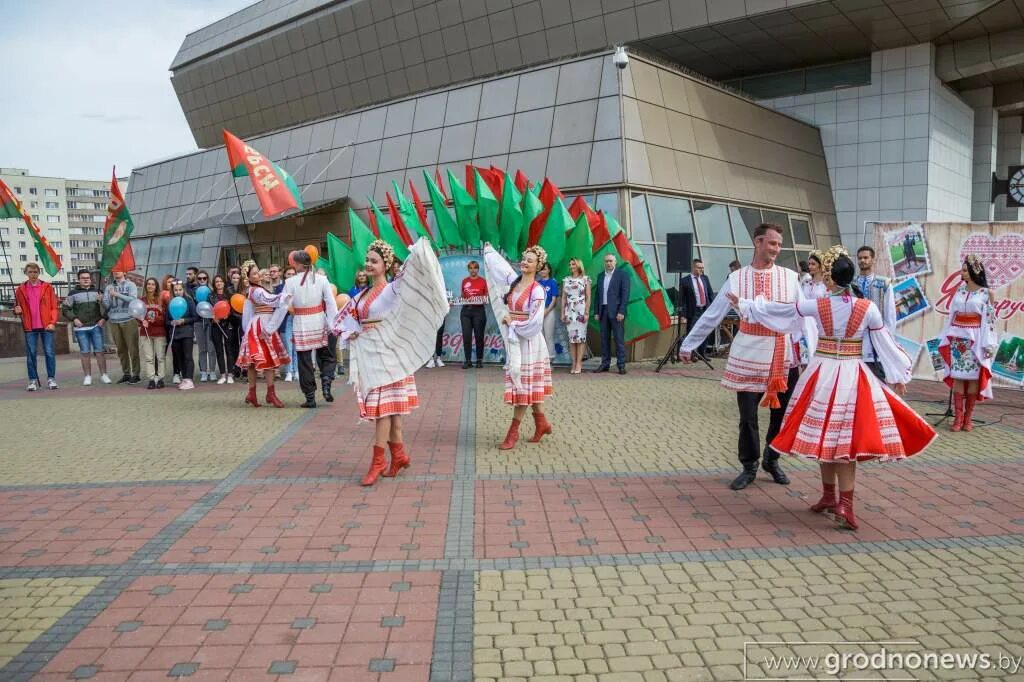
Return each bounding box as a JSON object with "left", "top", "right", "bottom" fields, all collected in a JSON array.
[
  {"left": 196, "top": 301, "right": 214, "bottom": 319},
  {"left": 128, "top": 298, "right": 147, "bottom": 321}
]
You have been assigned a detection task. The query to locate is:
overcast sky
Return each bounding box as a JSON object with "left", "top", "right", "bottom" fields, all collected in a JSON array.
[{"left": 0, "top": 0, "right": 253, "bottom": 181}]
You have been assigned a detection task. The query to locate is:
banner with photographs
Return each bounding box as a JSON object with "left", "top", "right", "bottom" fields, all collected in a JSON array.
[{"left": 871, "top": 223, "right": 1024, "bottom": 388}]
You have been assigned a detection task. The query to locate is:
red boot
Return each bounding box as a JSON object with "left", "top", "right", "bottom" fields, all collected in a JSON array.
[
  {"left": 834, "top": 489, "right": 858, "bottom": 530},
  {"left": 245, "top": 385, "right": 260, "bottom": 408},
  {"left": 382, "top": 441, "right": 410, "bottom": 478},
  {"left": 362, "top": 446, "right": 388, "bottom": 486},
  {"left": 499, "top": 418, "right": 521, "bottom": 450},
  {"left": 809, "top": 482, "right": 837, "bottom": 513},
  {"left": 950, "top": 393, "right": 965, "bottom": 431},
  {"left": 527, "top": 411, "right": 552, "bottom": 443},
  {"left": 265, "top": 385, "right": 285, "bottom": 408},
  {"left": 962, "top": 396, "right": 977, "bottom": 432}
]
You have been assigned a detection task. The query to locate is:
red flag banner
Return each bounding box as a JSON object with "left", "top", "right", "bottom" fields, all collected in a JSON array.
[
  {"left": 0, "top": 179, "right": 62, "bottom": 276},
  {"left": 223, "top": 129, "right": 303, "bottom": 217}
]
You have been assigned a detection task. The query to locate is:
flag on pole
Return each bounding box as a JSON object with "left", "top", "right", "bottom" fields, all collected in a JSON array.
[
  {"left": 408, "top": 181, "right": 430, "bottom": 235},
  {"left": 473, "top": 169, "right": 501, "bottom": 247},
  {"left": 527, "top": 178, "right": 563, "bottom": 247},
  {"left": 368, "top": 199, "right": 411, "bottom": 261},
  {"left": 424, "top": 171, "right": 463, "bottom": 248},
  {"left": 447, "top": 170, "right": 479, "bottom": 246},
  {"left": 385, "top": 192, "right": 414, "bottom": 246},
  {"left": 498, "top": 179, "right": 523, "bottom": 257},
  {"left": 0, "top": 179, "right": 62, "bottom": 276},
  {"left": 559, "top": 212, "right": 594, "bottom": 279},
  {"left": 519, "top": 184, "right": 543, "bottom": 253},
  {"left": 326, "top": 232, "right": 357, "bottom": 292},
  {"left": 392, "top": 180, "right": 431, "bottom": 243},
  {"left": 348, "top": 208, "right": 377, "bottom": 263},
  {"left": 537, "top": 196, "right": 571, "bottom": 274},
  {"left": 99, "top": 169, "right": 136, "bottom": 275},
  {"left": 222, "top": 129, "right": 303, "bottom": 216}
]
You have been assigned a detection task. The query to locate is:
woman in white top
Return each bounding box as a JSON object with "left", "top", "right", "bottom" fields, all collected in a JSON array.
[
  {"left": 561, "top": 258, "right": 592, "bottom": 374},
  {"left": 237, "top": 262, "right": 292, "bottom": 408},
  {"left": 937, "top": 255, "right": 997, "bottom": 432}
]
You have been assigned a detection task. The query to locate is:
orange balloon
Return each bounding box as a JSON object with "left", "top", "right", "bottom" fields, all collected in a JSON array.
[
  {"left": 160, "top": 290, "right": 171, "bottom": 304},
  {"left": 305, "top": 244, "right": 319, "bottom": 264},
  {"left": 230, "top": 293, "right": 245, "bottom": 314},
  {"left": 335, "top": 293, "right": 350, "bottom": 309}
]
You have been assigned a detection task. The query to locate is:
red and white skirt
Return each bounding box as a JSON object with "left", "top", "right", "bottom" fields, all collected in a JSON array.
[
  {"left": 357, "top": 375, "right": 418, "bottom": 419},
  {"left": 237, "top": 318, "right": 289, "bottom": 371},
  {"left": 504, "top": 336, "right": 553, "bottom": 406},
  {"left": 772, "top": 355, "right": 936, "bottom": 462}
]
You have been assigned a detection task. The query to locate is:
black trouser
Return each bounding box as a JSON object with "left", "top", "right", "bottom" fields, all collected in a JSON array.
[
  {"left": 229, "top": 321, "right": 242, "bottom": 376},
  {"left": 297, "top": 336, "right": 337, "bottom": 398},
  {"left": 211, "top": 321, "right": 237, "bottom": 375},
  {"left": 461, "top": 306, "right": 485, "bottom": 362},
  {"left": 435, "top": 324, "right": 444, "bottom": 357},
  {"left": 686, "top": 306, "right": 710, "bottom": 356},
  {"left": 171, "top": 336, "right": 194, "bottom": 381},
  {"left": 598, "top": 306, "right": 626, "bottom": 368},
  {"left": 736, "top": 367, "right": 799, "bottom": 468}
]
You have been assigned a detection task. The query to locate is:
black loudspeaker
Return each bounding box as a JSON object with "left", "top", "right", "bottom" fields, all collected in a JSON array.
[{"left": 665, "top": 233, "right": 693, "bottom": 273}]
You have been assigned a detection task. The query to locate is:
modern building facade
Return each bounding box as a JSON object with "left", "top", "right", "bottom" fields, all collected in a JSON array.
[{"left": 126, "top": 0, "right": 1024, "bottom": 294}]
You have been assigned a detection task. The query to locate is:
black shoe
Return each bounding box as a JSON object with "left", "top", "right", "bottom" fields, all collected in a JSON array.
[
  {"left": 323, "top": 386, "right": 334, "bottom": 403},
  {"left": 762, "top": 461, "right": 790, "bottom": 485},
  {"left": 618, "top": 366, "right": 627, "bottom": 375},
  {"left": 146, "top": 380, "right": 157, "bottom": 390},
  {"left": 117, "top": 375, "right": 131, "bottom": 384},
  {"left": 462, "top": 361, "right": 471, "bottom": 369},
  {"left": 475, "top": 360, "right": 483, "bottom": 368},
  {"left": 128, "top": 375, "right": 141, "bottom": 384},
  {"left": 730, "top": 468, "right": 758, "bottom": 490},
  {"left": 300, "top": 396, "right": 317, "bottom": 408},
  {"left": 592, "top": 366, "right": 610, "bottom": 373},
  {"left": 156, "top": 379, "right": 165, "bottom": 389}
]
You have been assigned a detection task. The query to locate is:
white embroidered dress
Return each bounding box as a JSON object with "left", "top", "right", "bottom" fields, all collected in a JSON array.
[{"left": 938, "top": 285, "right": 996, "bottom": 400}]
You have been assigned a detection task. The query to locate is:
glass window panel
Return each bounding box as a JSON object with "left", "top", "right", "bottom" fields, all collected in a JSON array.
[
  {"left": 648, "top": 195, "right": 693, "bottom": 243},
  {"left": 594, "top": 192, "right": 619, "bottom": 222},
  {"left": 179, "top": 232, "right": 203, "bottom": 263},
  {"left": 791, "top": 217, "right": 812, "bottom": 245},
  {"left": 737, "top": 70, "right": 805, "bottom": 99},
  {"left": 692, "top": 202, "right": 731, "bottom": 245},
  {"left": 697, "top": 246, "right": 738, "bottom": 286},
  {"left": 805, "top": 58, "right": 870, "bottom": 92},
  {"left": 655, "top": 244, "right": 668, "bottom": 284},
  {"left": 149, "top": 235, "right": 179, "bottom": 265},
  {"left": 636, "top": 243, "right": 658, "bottom": 277},
  {"left": 776, "top": 250, "right": 798, "bottom": 271},
  {"left": 729, "top": 206, "right": 762, "bottom": 244},
  {"left": 630, "top": 193, "right": 653, "bottom": 241},
  {"left": 133, "top": 239, "right": 151, "bottom": 267},
  {"left": 735, "top": 248, "right": 753, "bottom": 268},
  {"left": 762, "top": 210, "right": 793, "bottom": 247}
]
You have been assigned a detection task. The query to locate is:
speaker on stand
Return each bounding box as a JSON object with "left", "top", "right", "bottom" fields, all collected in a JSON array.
[{"left": 656, "top": 234, "right": 712, "bottom": 372}]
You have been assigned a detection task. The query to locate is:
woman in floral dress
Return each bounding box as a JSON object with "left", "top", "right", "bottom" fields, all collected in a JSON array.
[{"left": 560, "top": 258, "right": 591, "bottom": 374}]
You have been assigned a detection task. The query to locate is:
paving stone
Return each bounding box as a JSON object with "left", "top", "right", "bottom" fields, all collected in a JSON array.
[
  {"left": 268, "top": 660, "right": 296, "bottom": 674},
  {"left": 168, "top": 662, "right": 199, "bottom": 677}
]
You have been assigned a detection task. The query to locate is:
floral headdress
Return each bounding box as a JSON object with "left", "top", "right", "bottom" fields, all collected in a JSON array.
[
  {"left": 368, "top": 240, "right": 395, "bottom": 270},
  {"left": 964, "top": 254, "right": 984, "bottom": 275},
  {"left": 523, "top": 245, "right": 548, "bottom": 268},
  {"left": 240, "top": 259, "right": 258, "bottom": 277},
  {"left": 819, "top": 244, "right": 849, "bottom": 275},
  {"left": 807, "top": 249, "right": 824, "bottom": 264}
]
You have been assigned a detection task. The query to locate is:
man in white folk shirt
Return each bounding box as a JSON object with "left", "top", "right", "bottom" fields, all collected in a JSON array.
[
  {"left": 285, "top": 250, "right": 339, "bottom": 408},
  {"left": 680, "top": 223, "right": 805, "bottom": 490},
  {"left": 856, "top": 246, "right": 898, "bottom": 381}
]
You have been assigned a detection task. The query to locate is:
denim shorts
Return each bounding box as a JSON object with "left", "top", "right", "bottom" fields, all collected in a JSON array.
[{"left": 74, "top": 326, "right": 105, "bottom": 353}]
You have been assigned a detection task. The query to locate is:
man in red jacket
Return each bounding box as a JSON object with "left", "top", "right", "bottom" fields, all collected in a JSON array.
[{"left": 12, "top": 262, "right": 59, "bottom": 391}]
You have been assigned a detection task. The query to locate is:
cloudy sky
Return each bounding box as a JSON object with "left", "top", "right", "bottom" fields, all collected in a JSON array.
[{"left": 0, "top": 0, "right": 253, "bottom": 181}]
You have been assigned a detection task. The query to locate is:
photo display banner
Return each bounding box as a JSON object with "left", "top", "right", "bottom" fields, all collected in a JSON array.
[
  {"left": 871, "top": 222, "right": 1024, "bottom": 388},
  {"left": 436, "top": 254, "right": 571, "bottom": 366}
]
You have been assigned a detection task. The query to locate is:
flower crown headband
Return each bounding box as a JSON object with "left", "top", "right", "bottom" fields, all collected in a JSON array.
[
  {"left": 964, "top": 254, "right": 984, "bottom": 275},
  {"left": 819, "top": 244, "right": 849, "bottom": 275},
  {"left": 523, "top": 245, "right": 548, "bottom": 267},
  {"left": 368, "top": 240, "right": 395, "bottom": 270}
]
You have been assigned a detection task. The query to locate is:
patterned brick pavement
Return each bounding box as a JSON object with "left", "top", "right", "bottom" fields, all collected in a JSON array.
[{"left": 1, "top": 355, "right": 1023, "bottom": 681}]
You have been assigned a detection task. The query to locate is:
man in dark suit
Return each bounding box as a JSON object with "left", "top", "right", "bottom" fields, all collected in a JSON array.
[
  {"left": 591, "top": 253, "right": 630, "bottom": 374},
  {"left": 678, "top": 258, "right": 715, "bottom": 360}
]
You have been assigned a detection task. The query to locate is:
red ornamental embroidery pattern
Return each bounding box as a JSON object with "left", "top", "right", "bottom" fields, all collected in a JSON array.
[{"left": 960, "top": 233, "right": 1024, "bottom": 289}]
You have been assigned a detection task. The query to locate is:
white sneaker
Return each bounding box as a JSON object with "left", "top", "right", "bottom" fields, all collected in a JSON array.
[
  {"left": 199, "top": 372, "right": 208, "bottom": 382},
  {"left": 173, "top": 374, "right": 181, "bottom": 385},
  {"left": 100, "top": 374, "right": 112, "bottom": 384},
  {"left": 226, "top": 375, "right": 234, "bottom": 384},
  {"left": 284, "top": 372, "right": 294, "bottom": 382},
  {"left": 435, "top": 356, "right": 445, "bottom": 367},
  {"left": 426, "top": 357, "right": 435, "bottom": 368},
  {"left": 47, "top": 378, "right": 59, "bottom": 390},
  {"left": 216, "top": 374, "right": 227, "bottom": 385},
  {"left": 26, "top": 380, "right": 39, "bottom": 391},
  {"left": 83, "top": 375, "right": 93, "bottom": 386},
  {"left": 179, "top": 378, "right": 194, "bottom": 390}
]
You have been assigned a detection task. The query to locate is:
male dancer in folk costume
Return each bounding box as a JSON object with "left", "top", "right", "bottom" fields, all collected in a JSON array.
[
  {"left": 237, "top": 261, "right": 292, "bottom": 408},
  {"left": 483, "top": 243, "right": 554, "bottom": 450},
  {"left": 331, "top": 239, "right": 449, "bottom": 486},
  {"left": 285, "top": 250, "right": 340, "bottom": 408},
  {"left": 681, "top": 223, "right": 803, "bottom": 490},
  {"left": 938, "top": 255, "right": 997, "bottom": 432},
  {"left": 728, "top": 246, "right": 936, "bottom": 530},
  {"left": 855, "top": 246, "right": 897, "bottom": 380}
]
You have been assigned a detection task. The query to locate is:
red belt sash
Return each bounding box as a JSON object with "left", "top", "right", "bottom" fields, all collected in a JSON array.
[
  {"left": 952, "top": 312, "right": 981, "bottom": 328},
  {"left": 816, "top": 337, "right": 862, "bottom": 359},
  {"left": 739, "top": 320, "right": 787, "bottom": 408},
  {"left": 293, "top": 303, "right": 325, "bottom": 316},
  {"left": 254, "top": 305, "right": 274, "bottom": 314}
]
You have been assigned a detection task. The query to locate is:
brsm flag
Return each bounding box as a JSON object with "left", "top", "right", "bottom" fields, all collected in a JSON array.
[
  {"left": 223, "top": 129, "right": 303, "bottom": 216},
  {"left": 0, "top": 179, "right": 62, "bottom": 276},
  {"left": 99, "top": 169, "right": 135, "bottom": 275}
]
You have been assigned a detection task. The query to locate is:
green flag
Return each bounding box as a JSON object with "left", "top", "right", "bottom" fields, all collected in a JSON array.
[
  {"left": 326, "top": 232, "right": 357, "bottom": 293},
  {"left": 474, "top": 170, "right": 501, "bottom": 247},
  {"left": 368, "top": 198, "right": 410, "bottom": 261},
  {"left": 498, "top": 179, "right": 523, "bottom": 258},
  {"left": 348, "top": 208, "right": 377, "bottom": 266},
  {"left": 99, "top": 171, "right": 134, "bottom": 276},
  {"left": 447, "top": 170, "right": 479, "bottom": 247},
  {"left": 519, "top": 185, "right": 543, "bottom": 253},
  {"left": 560, "top": 212, "right": 595, "bottom": 280},
  {"left": 392, "top": 180, "right": 431, "bottom": 243},
  {"left": 623, "top": 296, "right": 662, "bottom": 343},
  {"left": 537, "top": 197, "right": 570, "bottom": 275},
  {"left": 424, "top": 171, "right": 463, "bottom": 248}
]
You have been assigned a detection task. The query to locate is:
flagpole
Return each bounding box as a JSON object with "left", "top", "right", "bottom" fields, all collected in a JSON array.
[{"left": 230, "top": 178, "right": 257, "bottom": 263}]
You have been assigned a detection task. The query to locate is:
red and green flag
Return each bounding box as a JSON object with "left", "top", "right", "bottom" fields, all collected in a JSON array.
[
  {"left": 447, "top": 170, "right": 479, "bottom": 247},
  {"left": 223, "top": 129, "right": 303, "bottom": 216},
  {"left": 99, "top": 169, "right": 135, "bottom": 275},
  {"left": 407, "top": 181, "right": 430, "bottom": 236},
  {"left": 385, "top": 192, "right": 414, "bottom": 246},
  {"left": 519, "top": 184, "right": 543, "bottom": 253},
  {"left": 537, "top": 196, "right": 571, "bottom": 274},
  {"left": 325, "top": 231, "right": 357, "bottom": 292},
  {"left": 527, "top": 178, "right": 564, "bottom": 247},
  {"left": 498, "top": 179, "right": 523, "bottom": 257},
  {"left": 559, "top": 212, "right": 594, "bottom": 279},
  {"left": 514, "top": 170, "right": 531, "bottom": 194},
  {"left": 424, "top": 171, "right": 463, "bottom": 248},
  {"left": 474, "top": 169, "right": 501, "bottom": 247},
  {"left": 0, "top": 179, "right": 62, "bottom": 276},
  {"left": 368, "top": 198, "right": 410, "bottom": 261},
  {"left": 348, "top": 208, "right": 377, "bottom": 265},
  {"left": 392, "top": 181, "right": 432, "bottom": 244}
]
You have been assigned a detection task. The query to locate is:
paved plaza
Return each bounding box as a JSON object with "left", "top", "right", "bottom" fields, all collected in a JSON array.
[{"left": 0, "top": 355, "right": 1023, "bottom": 681}]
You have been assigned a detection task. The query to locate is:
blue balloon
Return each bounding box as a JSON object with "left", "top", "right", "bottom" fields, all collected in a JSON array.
[
  {"left": 194, "top": 285, "right": 211, "bottom": 302},
  {"left": 169, "top": 296, "right": 188, "bottom": 320}
]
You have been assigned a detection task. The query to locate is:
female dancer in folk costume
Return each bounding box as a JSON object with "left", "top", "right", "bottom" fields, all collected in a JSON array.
[
  {"left": 483, "top": 243, "right": 554, "bottom": 450},
  {"left": 937, "top": 255, "right": 997, "bottom": 432},
  {"left": 797, "top": 250, "right": 829, "bottom": 365},
  {"left": 728, "top": 246, "right": 936, "bottom": 530},
  {"left": 237, "top": 261, "right": 292, "bottom": 408},
  {"left": 331, "top": 239, "right": 449, "bottom": 486}
]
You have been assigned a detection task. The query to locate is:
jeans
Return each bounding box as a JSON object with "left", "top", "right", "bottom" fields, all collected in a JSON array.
[
  {"left": 74, "top": 326, "right": 105, "bottom": 354},
  {"left": 25, "top": 330, "right": 56, "bottom": 382},
  {"left": 195, "top": 319, "right": 215, "bottom": 374},
  {"left": 281, "top": 316, "right": 297, "bottom": 373}
]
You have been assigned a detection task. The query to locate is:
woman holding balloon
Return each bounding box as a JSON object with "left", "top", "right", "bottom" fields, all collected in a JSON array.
[
  {"left": 136, "top": 277, "right": 168, "bottom": 389},
  {"left": 237, "top": 261, "right": 292, "bottom": 407},
  {"left": 208, "top": 275, "right": 236, "bottom": 384},
  {"left": 192, "top": 270, "right": 217, "bottom": 383},
  {"left": 167, "top": 281, "right": 198, "bottom": 390}
]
